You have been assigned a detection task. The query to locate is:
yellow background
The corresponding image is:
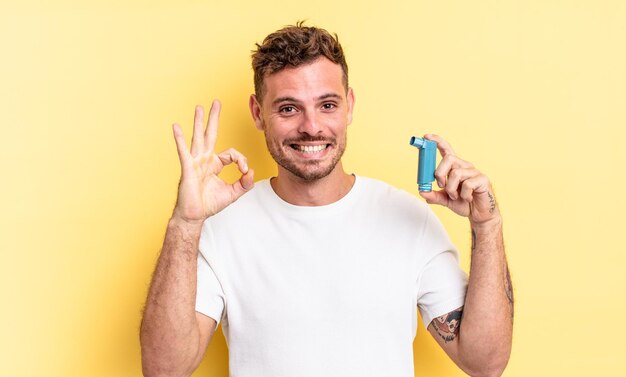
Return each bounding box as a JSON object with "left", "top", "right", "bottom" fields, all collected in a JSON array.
[{"left": 2, "top": 1, "right": 625, "bottom": 376}]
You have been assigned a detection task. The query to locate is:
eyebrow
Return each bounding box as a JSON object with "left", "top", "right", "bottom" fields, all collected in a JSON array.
[
  {"left": 272, "top": 96, "right": 300, "bottom": 106},
  {"left": 271, "top": 93, "right": 343, "bottom": 106},
  {"left": 318, "top": 93, "right": 342, "bottom": 101}
]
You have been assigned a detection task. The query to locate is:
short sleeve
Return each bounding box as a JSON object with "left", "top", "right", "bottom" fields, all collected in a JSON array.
[
  {"left": 415, "top": 210, "right": 468, "bottom": 328},
  {"left": 416, "top": 251, "right": 468, "bottom": 328},
  {"left": 195, "top": 251, "right": 225, "bottom": 325}
]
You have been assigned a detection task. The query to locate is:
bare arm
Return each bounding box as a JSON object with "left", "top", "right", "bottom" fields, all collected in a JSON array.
[
  {"left": 420, "top": 134, "right": 513, "bottom": 377},
  {"left": 427, "top": 220, "right": 512, "bottom": 377},
  {"left": 140, "top": 101, "right": 254, "bottom": 377},
  {"left": 140, "top": 218, "right": 216, "bottom": 376}
]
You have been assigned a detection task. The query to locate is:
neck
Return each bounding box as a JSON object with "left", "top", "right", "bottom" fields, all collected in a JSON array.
[{"left": 271, "top": 162, "right": 355, "bottom": 206}]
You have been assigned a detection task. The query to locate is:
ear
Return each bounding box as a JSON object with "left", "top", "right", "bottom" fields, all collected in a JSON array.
[
  {"left": 346, "top": 87, "right": 355, "bottom": 125},
  {"left": 249, "top": 94, "right": 264, "bottom": 130}
]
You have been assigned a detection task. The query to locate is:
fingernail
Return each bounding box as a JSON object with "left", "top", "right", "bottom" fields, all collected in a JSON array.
[{"left": 437, "top": 179, "right": 443, "bottom": 188}]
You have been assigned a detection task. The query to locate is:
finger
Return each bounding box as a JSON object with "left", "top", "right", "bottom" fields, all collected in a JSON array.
[
  {"left": 229, "top": 169, "right": 255, "bottom": 201},
  {"left": 425, "top": 134, "right": 455, "bottom": 158},
  {"left": 205, "top": 100, "right": 221, "bottom": 153},
  {"left": 239, "top": 168, "right": 255, "bottom": 191},
  {"left": 435, "top": 154, "right": 473, "bottom": 189},
  {"left": 191, "top": 105, "right": 205, "bottom": 156},
  {"left": 460, "top": 175, "right": 490, "bottom": 202},
  {"left": 446, "top": 167, "right": 480, "bottom": 201},
  {"left": 419, "top": 190, "right": 450, "bottom": 207},
  {"left": 172, "top": 123, "right": 190, "bottom": 164},
  {"left": 217, "top": 148, "right": 249, "bottom": 173}
]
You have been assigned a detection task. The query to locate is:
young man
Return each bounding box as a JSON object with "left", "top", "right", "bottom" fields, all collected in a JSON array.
[{"left": 140, "top": 24, "right": 513, "bottom": 377}]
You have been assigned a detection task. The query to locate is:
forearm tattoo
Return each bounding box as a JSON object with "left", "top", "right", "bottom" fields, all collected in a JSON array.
[
  {"left": 471, "top": 228, "right": 477, "bottom": 252},
  {"left": 430, "top": 307, "right": 463, "bottom": 343},
  {"left": 505, "top": 264, "right": 514, "bottom": 322},
  {"left": 487, "top": 191, "right": 497, "bottom": 214}
]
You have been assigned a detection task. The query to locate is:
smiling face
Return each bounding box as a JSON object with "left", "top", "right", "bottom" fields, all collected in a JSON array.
[{"left": 250, "top": 57, "right": 355, "bottom": 182}]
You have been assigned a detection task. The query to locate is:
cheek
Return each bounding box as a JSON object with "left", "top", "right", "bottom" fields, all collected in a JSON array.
[
  {"left": 268, "top": 116, "right": 299, "bottom": 133},
  {"left": 264, "top": 119, "right": 288, "bottom": 136},
  {"left": 325, "top": 113, "right": 349, "bottom": 132}
]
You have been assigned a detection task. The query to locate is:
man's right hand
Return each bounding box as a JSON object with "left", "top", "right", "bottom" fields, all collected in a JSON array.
[{"left": 171, "top": 100, "right": 254, "bottom": 224}]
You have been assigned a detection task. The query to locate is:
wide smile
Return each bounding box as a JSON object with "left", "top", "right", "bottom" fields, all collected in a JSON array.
[
  {"left": 288, "top": 143, "right": 332, "bottom": 158},
  {"left": 291, "top": 144, "right": 329, "bottom": 153}
]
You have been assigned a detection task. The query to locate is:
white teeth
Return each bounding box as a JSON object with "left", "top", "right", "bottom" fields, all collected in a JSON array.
[{"left": 298, "top": 144, "right": 327, "bottom": 153}]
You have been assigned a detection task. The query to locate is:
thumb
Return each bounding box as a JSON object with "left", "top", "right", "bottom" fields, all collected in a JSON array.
[{"left": 419, "top": 190, "right": 449, "bottom": 207}]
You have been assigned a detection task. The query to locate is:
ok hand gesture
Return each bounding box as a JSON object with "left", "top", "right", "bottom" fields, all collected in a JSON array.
[{"left": 171, "top": 100, "right": 254, "bottom": 224}]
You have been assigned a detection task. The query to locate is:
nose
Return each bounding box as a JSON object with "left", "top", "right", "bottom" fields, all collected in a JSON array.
[{"left": 297, "top": 110, "right": 322, "bottom": 136}]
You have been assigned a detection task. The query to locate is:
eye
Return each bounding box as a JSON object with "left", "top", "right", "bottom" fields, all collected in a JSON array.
[
  {"left": 279, "top": 106, "right": 297, "bottom": 114},
  {"left": 321, "top": 103, "right": 337, "bottom": 110}
]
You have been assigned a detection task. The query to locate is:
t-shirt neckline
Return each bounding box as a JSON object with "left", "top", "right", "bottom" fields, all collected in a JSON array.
[{"left": 258, "top": 175, "right": 363, "bottom": 217}]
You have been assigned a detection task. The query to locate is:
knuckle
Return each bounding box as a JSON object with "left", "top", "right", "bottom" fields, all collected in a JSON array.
[
  {"left": 220, "top": 148, "right": 238, "bottom": 160},
  {"left": 461, "top": 191, "right": 473, "bottom": 202},
  {"left": 449, "top": 169, "right": 461, "bottom": 180},
  {"left": 474, "top": 175, "right": 486, "bottom": 187},
  {"left": 460, "top": 179, "right": 473, "bottom": 191},
  {"left": 443, "top": 155, "right": 457, "bottom": 166}
]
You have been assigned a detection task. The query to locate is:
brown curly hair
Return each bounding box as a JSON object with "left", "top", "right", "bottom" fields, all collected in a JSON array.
[{"left": 252, "top": 21, "right": 349, "bottom": 102}]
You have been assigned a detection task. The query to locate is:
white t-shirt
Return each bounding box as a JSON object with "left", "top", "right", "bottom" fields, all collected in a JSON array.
[{"left": 196, "top": 176, "right": 467, "bottom": 377}]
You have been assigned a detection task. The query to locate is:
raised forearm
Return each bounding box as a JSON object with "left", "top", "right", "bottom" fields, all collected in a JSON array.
[
  {"left": 140, "top": 217, "right": 204, "bottom": 376},
  {"left": 458, "top": 217, "right": 513, "bottom": 376},
  {"left": 418, "top": 135, "right": 513, "bottom": 376}
]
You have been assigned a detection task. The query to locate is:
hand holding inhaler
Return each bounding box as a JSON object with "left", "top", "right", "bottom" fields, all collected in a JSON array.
[{"left": 410, "top": 134, "right": 501, "bottom": 227}]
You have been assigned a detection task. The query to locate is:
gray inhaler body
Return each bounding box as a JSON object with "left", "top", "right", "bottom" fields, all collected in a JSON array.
[{"left": 409, "top": 136, "right": 438, "bottom": 192}]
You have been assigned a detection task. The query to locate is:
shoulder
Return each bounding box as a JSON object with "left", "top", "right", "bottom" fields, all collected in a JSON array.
[
  {"left": 356, "top": 176, "right": 428, "bottom": 210},
  {"left": 354, "top": 175, "right": 432, "bottom": 224}
]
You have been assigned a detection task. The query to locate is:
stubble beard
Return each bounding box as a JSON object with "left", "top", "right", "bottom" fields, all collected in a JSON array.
[{"left": 264, "top": 133, "right": 347, "bottom": 182}]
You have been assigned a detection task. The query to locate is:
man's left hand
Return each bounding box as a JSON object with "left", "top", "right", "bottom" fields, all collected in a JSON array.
[{"left": 418, "top": 134, "right": 500, "bottom": 228}]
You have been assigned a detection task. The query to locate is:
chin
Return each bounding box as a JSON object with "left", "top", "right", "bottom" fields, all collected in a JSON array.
[
  {"left": 283, "top": 161, "right": 339, "bottom": 181},
  {"left": 266, "top": 137, "right": 346, "bottom": 182}
]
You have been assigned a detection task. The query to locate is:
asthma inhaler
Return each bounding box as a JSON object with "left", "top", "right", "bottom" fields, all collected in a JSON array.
[{"left": 409, "top": 136, "right": 438, "bottom": 192}]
